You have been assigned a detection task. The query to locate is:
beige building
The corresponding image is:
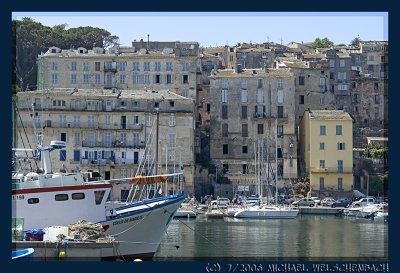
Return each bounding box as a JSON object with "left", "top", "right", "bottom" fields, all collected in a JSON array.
[
  {"left": 15, "top": 88, "right": 196, "bottom": 198},
  {"left": 209, "top": 66, "right": 297, "bottom": 193},
  {"left": 37, "top": 43, "right": 199, "bottom": 100},
  {"left": 299, "top": 110, "right": 353, "bottom": 193}
]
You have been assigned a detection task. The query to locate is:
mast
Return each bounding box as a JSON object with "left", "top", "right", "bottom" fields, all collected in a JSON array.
[
  {"left": 155, "top": 107, "right": 160, "bottom": 175},
  {"left": 275, "top": 119, "right": 278, "bottom": 205}
]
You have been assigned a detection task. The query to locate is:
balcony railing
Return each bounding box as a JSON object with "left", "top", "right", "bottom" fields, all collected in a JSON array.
[
  {"left": 254, "top": 112, "right": 288, "bottom": 119},
  {"left": 310, "top": 167, "right": 353, "bottom": 173},
  {"left": 81, "top": 140, "right": 146, "bottom": 149}
]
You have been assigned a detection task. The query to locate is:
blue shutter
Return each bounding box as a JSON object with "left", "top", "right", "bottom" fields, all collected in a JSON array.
[
  {"left": 102, "top": 151, "right": 105, "bottom": 159},
  {"left": 60, "top": 150, "right": 66, "bottom": 161},
  {"left": 73, "top": 150, "right": 80, "bottom": 161},
  {"left": 94, "top": 151, "right": 98, "bottom": 160},
  {"left": 84, "top": 151, "right": 88, "bottom": 159}
]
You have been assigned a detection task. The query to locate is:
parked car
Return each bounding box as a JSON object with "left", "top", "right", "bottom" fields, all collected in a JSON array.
[
  {"left": 352, "top": 197, "right": 376, "bottom": 207},
  {"left": 321, "top": 197, "right": 335, "bottom": 207},
  {"left": 331, "top": 199, "right": 351, "bottom": 208},
  {"left": 310, "top": 197, "right": 321, "bottom": 206},
  {"left": 292, "top": 198, "right": 315, "bottom": 207},
  {"left": 216, "top": 197, "right": 230, "bottom": 207}
]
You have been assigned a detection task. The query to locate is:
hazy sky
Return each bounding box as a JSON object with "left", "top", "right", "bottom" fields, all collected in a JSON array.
[{"left": 12, "top": 12, "right": 388, "bottom": 47}]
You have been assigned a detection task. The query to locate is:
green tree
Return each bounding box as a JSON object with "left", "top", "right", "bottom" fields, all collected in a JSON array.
[
  {"left": 311, "top": 37, "right": 334, "bottom": 49},
  {"left": 350, "top": 36, "right": 362, "bottom": 47},
  {"left": 13, "top": 17, "right": 119, "bottom": 90}
]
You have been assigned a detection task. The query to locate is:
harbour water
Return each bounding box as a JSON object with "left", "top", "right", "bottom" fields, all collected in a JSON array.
[{"left": 153, "top": 215, "right": 388, "bottom": 261}]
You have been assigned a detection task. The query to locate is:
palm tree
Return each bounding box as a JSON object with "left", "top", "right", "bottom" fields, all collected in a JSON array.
[{"left": 351, "top": 35, "right": 362, "bottom": 47}]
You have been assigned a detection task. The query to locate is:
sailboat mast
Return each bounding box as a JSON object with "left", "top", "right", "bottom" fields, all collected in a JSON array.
[{"left": 275, "top": 119, "right": 278, "bottom": 205}]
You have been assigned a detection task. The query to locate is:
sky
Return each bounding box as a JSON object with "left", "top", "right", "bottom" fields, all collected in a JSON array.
[{"left": 12, "top": 12, "right": 388, "bottom": 47}]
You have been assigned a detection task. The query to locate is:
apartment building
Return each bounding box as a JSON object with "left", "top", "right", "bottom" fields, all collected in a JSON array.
[
  {"left": 209, "top": 65, "right": 297, "bottom": 193},
  {"left": 37, "top": 42, "right": 199, "bottom": 100},
  {"left": 299, "top": 110, "right": 353, "bottom": 193},
  {"left": 15, "top": 88, "right": 196, "bottom": 198}
]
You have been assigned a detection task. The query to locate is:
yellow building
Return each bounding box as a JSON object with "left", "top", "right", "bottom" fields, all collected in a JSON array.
[{"left": 299, "top": 110, "right": 353, "bottom": 192}]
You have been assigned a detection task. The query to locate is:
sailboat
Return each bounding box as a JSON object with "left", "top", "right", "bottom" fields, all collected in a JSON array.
[
  {"left": 234, "top": 121, "right": 299, "bottom": 219},
  {"left": 12, "top": 104, "right": 185, "bottom": 260}
]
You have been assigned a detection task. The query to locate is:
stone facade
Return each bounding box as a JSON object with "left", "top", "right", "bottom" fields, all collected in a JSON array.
[
  {"left": 15, "top": 88, "right": 196, "bottom": 198},
  {"left": 209, "top": 67, "right": 297, "bottom": 194}
]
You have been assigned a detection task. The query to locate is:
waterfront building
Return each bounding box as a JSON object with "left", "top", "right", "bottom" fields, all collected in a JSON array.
[
  {"left": 15, "top": 88, "right": 196, "bottom": 198},
  {"left": 209, "top": 65, "right": 297, "bottom": 194},
  {"left": 36, "top": 42, "right": 199, "bottom": 100},
  {"left": 299, "top": 110, "right": 353, "bottom": 193}
]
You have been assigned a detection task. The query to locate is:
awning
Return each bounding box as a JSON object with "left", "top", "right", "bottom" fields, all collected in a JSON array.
[{"left": 130, "top": 175, "right": 168, "bottom": 185}]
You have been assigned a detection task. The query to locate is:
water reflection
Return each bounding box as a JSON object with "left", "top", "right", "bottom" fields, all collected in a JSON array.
[{"left": 154, "top": 215, "right": 388, "bottom": 261}]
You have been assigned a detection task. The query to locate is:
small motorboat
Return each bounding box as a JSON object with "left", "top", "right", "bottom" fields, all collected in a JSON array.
[{"left": 12, "top": 248, "right": 35, "bottom": 260}]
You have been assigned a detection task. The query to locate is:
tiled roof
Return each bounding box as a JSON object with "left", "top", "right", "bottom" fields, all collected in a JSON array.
[{"left": 308, "top": 110, "right": 353, "bottom": 121}]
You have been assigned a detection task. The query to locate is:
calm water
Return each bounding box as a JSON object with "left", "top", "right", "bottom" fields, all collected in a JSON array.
[{"left": 153, "top": 215, "right": 388, "bottom": 261}]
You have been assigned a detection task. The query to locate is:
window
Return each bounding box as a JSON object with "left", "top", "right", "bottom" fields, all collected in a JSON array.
[
  {"left": 320, "top": 125, "right": 326, "bottom": 135},
  {"left": 155, "top": 62, "right": 161, "bottom": 71},
  {"left": 183, "top": 75, "right": 189, "bottom": 84},
  {"left": 60, "top": 132, "right": 67, "bottom": 142},
  {"left": 258, "top": 79, "right": 263, "bottom": 88},
  {"left": 277, "top": 125, "right": 283, "bottom": 137},
  {"left": 368, "top": 55, "right": 375, "bottom": 61},
  {"left": 28, "top": 198, "right": 39, "bottom": 204},
  {"left": 330, "top": 72, "right": 335, "bottom": 80},
  {"left": 94, "top": 74, "right": 101, "bottom": 84},
  {"left": 88, "top": 115, "right": 95, "bottom": 128},
  {"left": 83, "top": 74, "right": 89, "bottom": 84},
  {"left": 222, "top": 123, "right": 228, "bottom": 137},
  {"left": 133, "top": 62, "right": 140, "bottom": 71},
  {"left": 133, "top": 133, "right": 140, "bottom": 147},
  {"left": 299, "top": 76, "right": 305, "bottom": 85},
  {"left": 144, "top": 62, "right": 150, "bottom": 71},
  {"left": 329, "top": 60, "right": 335, "bottom": 68},
  {"left": 277, "top": 78, "right": 283, "bottom": 89},
  {"left": 74, "top": 133, "right": 80, "bottom": 145},
  {"left": 118, "top": 62, "right": 126, "bottom": 71},
  {"left": 320, "top": 177, "right": 325, "bottom": 190},
  {"left": 338, "top": 72, "right": 347, "bottom": 80},
  {"left": 277, "top": 106, "right": 284, "bottom": 118},
  {"left": 257, "top": 90, "right": 263, "bottom": 103},
  {"left": 242, "top": 146, "right": 248, "bottom": 154},
  {"left": 320, "top": 142, "right": 325, "bottom": 150},
  {"left": 221, "top": 79, "right": 228, "bottom": 89},
  {"left": 222, "top": 164, "right": 229, "bottom": 173},
  {"left": 52, "top": 62, "right": 58, "bottom": 71},
  {"left": 319, "top": 160, "right": 325, "bottom": 168},
  {"left": 166, "top": 62, "right": 173, "bottom": 71},
  {"left": 165, "top": 115, "right": 174, "bottom": 127},
  {"left": 222, "top": 105, "right": 228, "bottom": 119},
  {"left": 338, "top": 84, "right": 348, "bottom": 91},
  {"left": 339, "top": 59, "right": 346, "bottom": 67},
  {"left": 241, "top": 106, "right": 247, "bottom": 119},
  {"left": 168, "top": 150, "right": 176, "bottom": 162},
  {"left": 337, "top": 143, "right": 346, "bottom": 150},
  {"left": 338, "top": 160, "right": 343, "bottom": 173},
  {"left": 338, "top": 178, "right": 343, "bottom": 190},
  {"left": 223, "top": 144, "right": 228, "bottom": 154},
  {"left": 320, "top": 96, "right": 325, "bottom": 105},
  {"left": 241, "top": 90, "right": 248, "bottom": 103},
  {"left": 72, "top": 193, "right": 85, "bottom": 200},
  {"left": 336, "top": 125, "right": 342, "bottom": 135},
  {"left": 145, "top": 115, "right": 152, "bottom": 126},
  {"left": 120, "top": 74, "right": 126, "bottom": 84},
  {"left": 182, "top": 62, "right": 189, "bottom": 71},
  {"left": 168, "top": 133, "right": 176, "bottom": 145},
  {"left": 241, "top": 79, "right": 247, "bottom": 89},
  {"left": 59, "top": 115, "right": 67, "bottom": 128},
  {"left": 257, "top": 124, "right": 264, "bottom": 135},
  {"left": 71, "top": 62, "right": 77, "bottom": 71},
  {"left": 243, "top": 164, "right": 247, "bottom": 174},
  {"left": 55, "top": 194, "right": 69, "bottom": 201},
  {"left": 170, "top": 101, "right": 175, "bottom": 108},
  {"left": 242, "top": 124, "right": 248, "bottom": 137},
  {"left": 95, "top": 62, "right": 101, "bottom": 71},
  {"left": 52, "top": 73, "right": 58, "bottom": 84},
  {"left": 71, "top": 74, "right": 77, "bottom": 84},
  {"left": 120, "top": 190, "right": 129, "bottom": 202},
  {"left": 166, "top": 74, "right": 172, "bottom": 84},
  {"left": 133, "top": 74, "right": 141, "bottom": 84},
  {"left": 83, "top": 62, "right": 89, "bottom": 71},
  {"left": 299, "top": 95, "right": 304, "bottom": 104},
  {"left": 277, "top": 90, "right": 284, "bottom": 103}
]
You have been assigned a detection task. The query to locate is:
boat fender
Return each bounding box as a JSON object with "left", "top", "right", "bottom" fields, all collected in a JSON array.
[{"left": 134, "top": 259, "right": 143, "bottom": 262}]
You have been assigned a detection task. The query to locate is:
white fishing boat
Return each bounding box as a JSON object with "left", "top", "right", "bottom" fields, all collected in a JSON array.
[
  {"left": 12, "top": 106, "right": 185, "bottom": 260},
  {"left": 344, "top": 203, "right": 385, "bottom": 219}
]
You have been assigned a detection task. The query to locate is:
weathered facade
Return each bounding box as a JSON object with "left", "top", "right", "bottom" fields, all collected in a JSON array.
[
  {"left": 37, "top": 43, "right": 199, "bottom": 100},
  {"left": 15, "top": 88, "right": 196, "bottom": 198},
  {"left": 209, "top": 67, "right": 297, "bottom": 195}
]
